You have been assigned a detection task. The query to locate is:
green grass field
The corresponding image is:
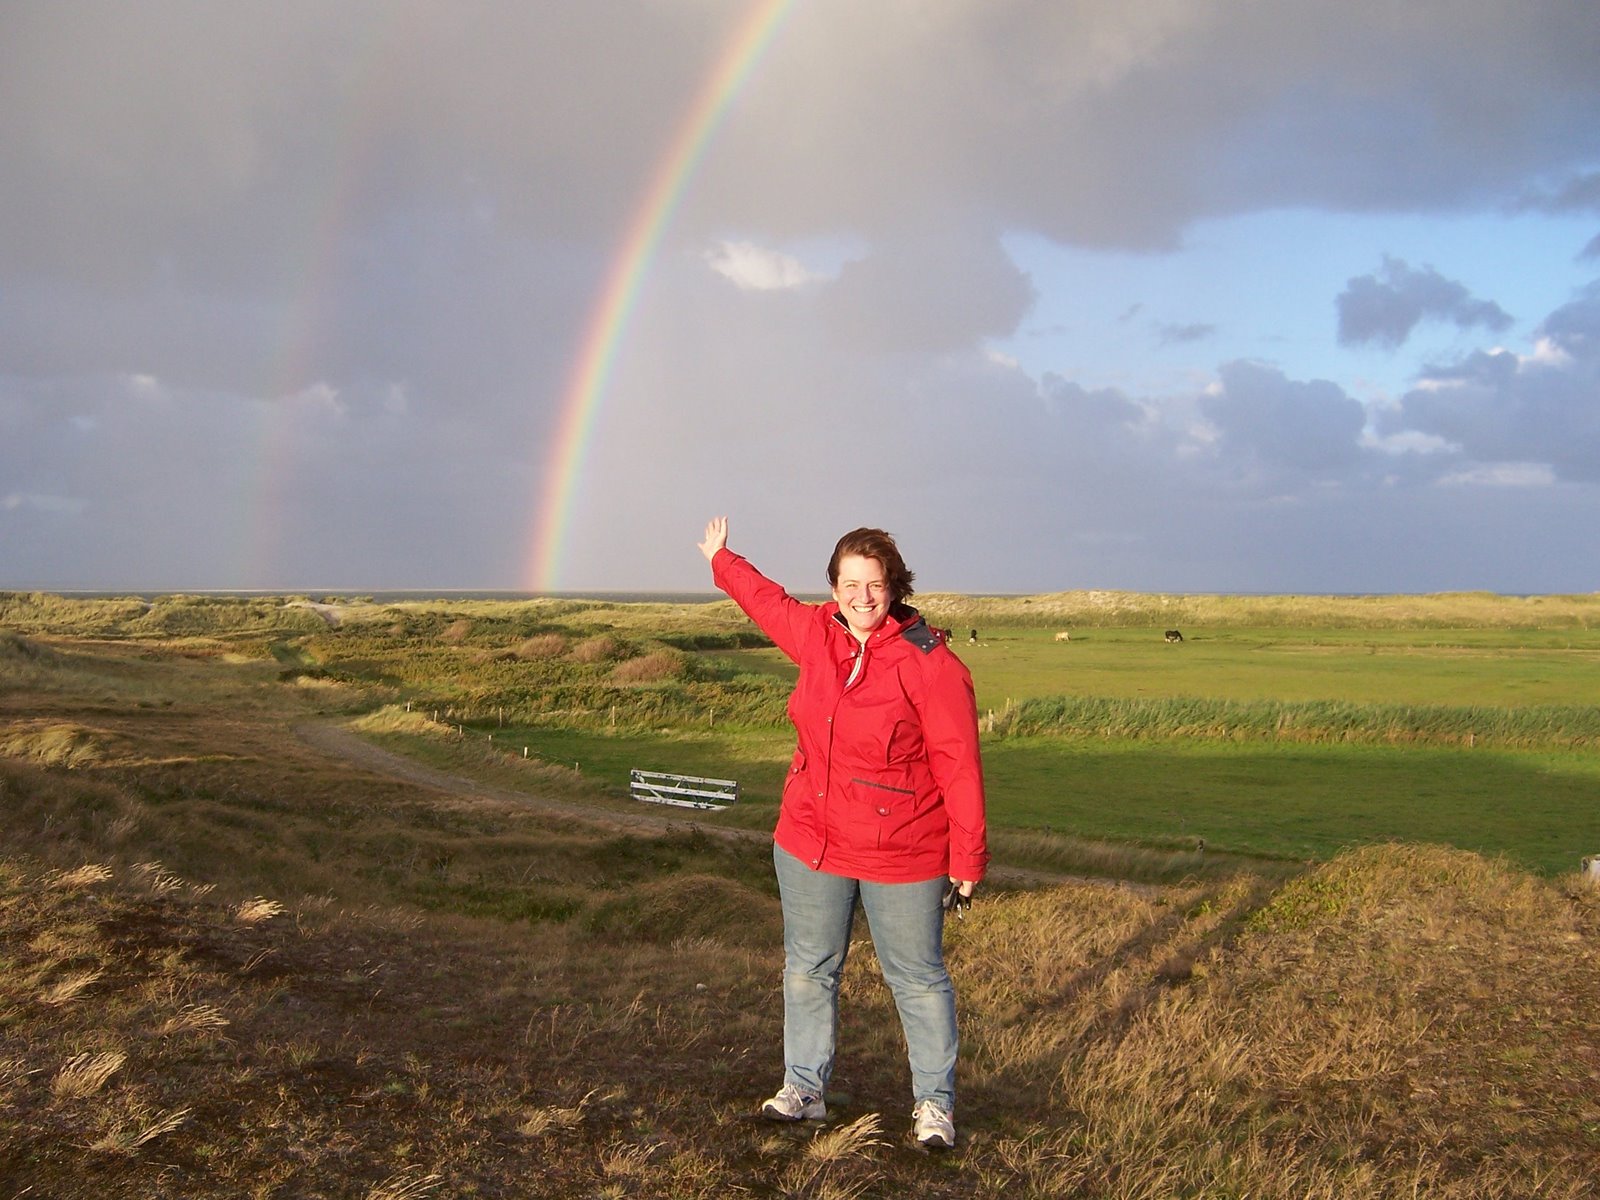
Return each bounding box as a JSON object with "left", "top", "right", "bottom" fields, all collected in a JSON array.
[
  {"left": 5, "top": 591, "right": 1597, "bottom": 877},
  {"left": 341, "top": 617, "right": 1600, "bottom": 878}
]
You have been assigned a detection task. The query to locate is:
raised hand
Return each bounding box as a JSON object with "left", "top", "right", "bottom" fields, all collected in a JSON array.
[{"left": 698, "top": 516, "right": 729, "bottom": 563}]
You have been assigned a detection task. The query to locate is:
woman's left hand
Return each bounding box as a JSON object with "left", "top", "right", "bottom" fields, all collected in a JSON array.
[
  {"left": 949, "top": 878, "right": 976, "bottom": 897},
  {"left": 698, "top": 516, "right": 729, "bottom": 563}
]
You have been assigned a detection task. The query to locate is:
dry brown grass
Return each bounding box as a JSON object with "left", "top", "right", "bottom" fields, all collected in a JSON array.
[
  {"left": 2, "top": 630, "right": 1596, "bottom": 1198},
  {"left": 233, "top": 897, "right": 285, "bottom": 924},
  {"left": 351, "top": 703, "right": 453, "bottom": 736},
  {"left": 947, "top": 846, "right": 1600, "bottom": 1199},
  {"left": 608, "top": 648, "right": 686, "bottom": 683},
  {"left": 39, "top": 968, "right": 104, "bottom": 1007},
  {"left": 569, "top": 633, "right": 621, "bottom": 664},
  {"left": 49, "top": 863, "right": 114, "bottom": 889},
  {"left": 439, "top": 618, "right": 473, "bottom": 645},
  {"left": 0, "top": 721, "right": 105, "bottom": 767},
  {"left": 88, "top": 1102, "right": 192, "bottom": 1153},
  {"left": 515, "top": 633, "right": 568, "bottom": 660},
  {"left": 364, "top": 1166, "right": 445, "bottom": 1199},
  {"left": 52, "top": 1050, "right": 126, "bottom": 1099}
]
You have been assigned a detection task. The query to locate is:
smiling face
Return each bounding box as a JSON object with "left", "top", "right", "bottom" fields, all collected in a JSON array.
[{"left": 831, "top": 553, "right": 893, "bottom": 640}]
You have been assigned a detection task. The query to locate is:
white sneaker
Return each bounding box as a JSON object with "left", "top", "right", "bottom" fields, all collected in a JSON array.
[
  {"left": 762, "top": 1082, "right": 826, "bottom": 1122},
  {"left": 912, "top": 1099, "right": 955, "bottom": 1148}
]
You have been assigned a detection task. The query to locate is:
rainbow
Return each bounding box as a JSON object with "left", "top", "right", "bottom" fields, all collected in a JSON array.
[
  {"left": 525, "top": 0, "right": 797, "bottom": 591},
  {"left": 246, "top": 19, "right": 403, "bottom": 587}
]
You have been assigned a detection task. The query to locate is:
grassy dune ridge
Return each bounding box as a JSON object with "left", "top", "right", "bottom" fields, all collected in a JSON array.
[
  {"left": 1001, "top": 692, "right": 1600, "bottom": 747},
  {"left": 3, "top": 841, "right": 1596, "bottom": 1196},
  {"left": 918, "top": 588, "right": 1600, "bottom": 630}
]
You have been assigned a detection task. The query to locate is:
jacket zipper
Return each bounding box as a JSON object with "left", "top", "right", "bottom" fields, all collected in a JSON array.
[
  {"left": 850, "top": 777, "right": 915, "bottom": 795},
  {"left": 844, "top": 639, "right": 865, "bottom": 688}
]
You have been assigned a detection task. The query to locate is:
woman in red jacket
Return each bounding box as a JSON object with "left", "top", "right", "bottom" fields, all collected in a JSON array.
[{"left": 698, "top": 517, "right": 988, "bottom": 1149}]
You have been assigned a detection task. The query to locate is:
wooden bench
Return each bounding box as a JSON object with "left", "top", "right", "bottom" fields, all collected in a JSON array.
[{"left": 629, "top": 769, "right": 739, "bottom": 811}]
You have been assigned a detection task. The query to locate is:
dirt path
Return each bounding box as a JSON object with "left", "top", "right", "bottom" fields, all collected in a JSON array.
[
  {"left": 292, "top": 720, "right": 1142, "bottom": 893},
  {"left": 292, "top": 720, "right": 687, "bottom": 838}
]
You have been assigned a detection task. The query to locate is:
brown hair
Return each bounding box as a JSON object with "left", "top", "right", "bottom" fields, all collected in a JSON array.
[{"left": 827, "top": 528, "right": 915, "bottom": 603}]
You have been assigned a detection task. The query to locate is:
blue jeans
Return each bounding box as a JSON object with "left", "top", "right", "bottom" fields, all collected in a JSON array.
[{"left": 772, "top": 843, "right": 958, "bottom": 1110}]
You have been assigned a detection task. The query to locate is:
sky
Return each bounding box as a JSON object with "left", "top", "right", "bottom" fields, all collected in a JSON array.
[{"left": 3, "top": 0, "right": 1600, "bottom": 596}]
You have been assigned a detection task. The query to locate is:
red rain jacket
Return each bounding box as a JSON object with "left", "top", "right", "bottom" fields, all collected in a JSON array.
[{"left": 712, "top": 548, "right": 989, "bottom": 884}]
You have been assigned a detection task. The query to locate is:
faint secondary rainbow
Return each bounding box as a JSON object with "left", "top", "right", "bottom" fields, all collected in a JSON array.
[
  {"left": 244, "top": 19, "right": 403, "bottom": 586},
  {"left": 526, "top": 0, "right": 796, "bottom": 591}
]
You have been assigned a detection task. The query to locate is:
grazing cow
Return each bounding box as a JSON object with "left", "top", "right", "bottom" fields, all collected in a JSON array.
[
  {"left": 968, "top": 629, "right": 978, "bottom": 644},
  {"left": 1054, "top": 631, "right": 1071, "bottom": 642},
  {"left": 932, "top": 626, "right": 953, "bottom": 643},
  {"left": 1164, "top": 629, "right": 1184, "bottom": 643},
  {"left": 1583, "top": 854, "right": 1600, "bottom": 882}
]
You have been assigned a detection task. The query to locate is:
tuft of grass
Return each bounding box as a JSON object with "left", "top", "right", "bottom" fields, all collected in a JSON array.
[
  {"left": 515, "top": 633, "right": 568, "bottom": 660},
  {"left": 570, "top": 634, "right": 622, "bottom": 664},
  {"left": 89, "top": 1104, "right": 192, "bottom": 1153},
  {"left": 131, "top": 861, "right": 186, "bottom": 894},
  {"left": 40, "top": 968, "right": 103, "bottom": 1007},
  {"left": 49, "top": 863, "right": 114, "bottom": 889},
  {"left": 155, "top": 1004, "right": 230, "bottom": 1037},
  {"left": 352, "top": 704, "right": 454, "bottom": 736},
  {"left": 609, "top": 648, "right": 686, "bottom": 684},
  {"left": 518, "top": 1088, "right": 596, "bottom": 1137},
  {"left": 804, "top": 1111, "right": 887, "bottom": 1163},
  {"left": 364, "top": 1167, "right": 444, "bottom": 1200},
  {"left": 0, "top": 723, "right": 104, "bottom": 768},
  {"left": 598, "top": 1139, "right": 659, "bottom": 1178},
  {"left": 778, "top": 1113, "right": 887, "bottom": 1200},
  {"left": 234, "top": 897, "right": 285, "bottom": 924},
  {"left": 52, "top": 1049, "right": 126, "bottom": 1098}
]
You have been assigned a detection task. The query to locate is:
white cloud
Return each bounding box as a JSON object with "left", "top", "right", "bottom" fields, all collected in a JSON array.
[
  {"left": 1437, "top": 463, "right": 1555, "bottom": 488},
  {"left": 1366, "top": 428, "right": 1455, "bottom": 456},
  {"left": 3, "top": 492, "right": 88, "bottom": 514},
  {"left": 280, "top": 381, "right": 345, "bottom": 416},
  {"left": 1522, "top": 336, "right": 1572, "bottom": 368},
  {"left": 704, "top": 240, "right": 823, "bottom": 291}
]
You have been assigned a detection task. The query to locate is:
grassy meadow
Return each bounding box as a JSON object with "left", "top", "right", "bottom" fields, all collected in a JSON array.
[{"left": 2, "top": 588, "right": 1599, "bottom": 1197}]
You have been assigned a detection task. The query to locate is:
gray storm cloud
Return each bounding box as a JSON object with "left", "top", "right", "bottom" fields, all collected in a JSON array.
[
  {"left": 4, "top": 1, "right": 1600, "bottom": 591},
  {"left": 1336, "top": 258, "right": 1514, "bottom": 350},
  {"left": 1393, "top": 283, "right": 1600, "bottom": 483}
]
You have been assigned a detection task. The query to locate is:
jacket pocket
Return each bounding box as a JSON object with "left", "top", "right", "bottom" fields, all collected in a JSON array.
[
  {"left": 846, "top": 777, "right": 915, "bottom": 851},
  {"left": 782, "top": 748, "right": 809, "bottom": 806}
]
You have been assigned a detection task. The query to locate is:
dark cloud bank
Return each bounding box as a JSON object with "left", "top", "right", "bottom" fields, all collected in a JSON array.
[{"left": 3, "top": 2, "right": 1600, "bottom": 592}]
